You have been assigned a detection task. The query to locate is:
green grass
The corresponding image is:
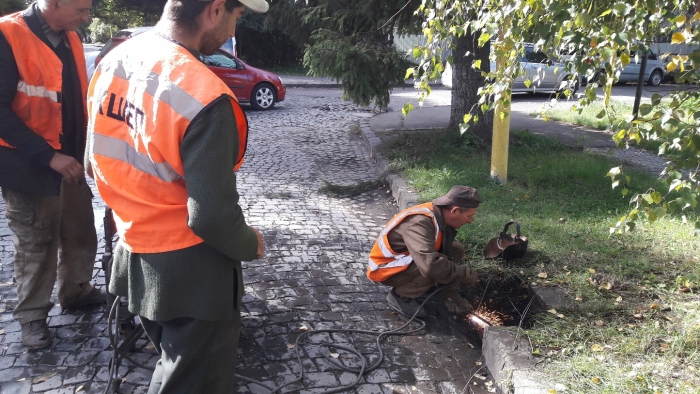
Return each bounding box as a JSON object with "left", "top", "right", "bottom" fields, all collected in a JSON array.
[
  {"left": 535, "top": 100, "right": 634, "bottom": 130},
  {"left": 381, "top": 129, "right": 700, "bottom": 394}
]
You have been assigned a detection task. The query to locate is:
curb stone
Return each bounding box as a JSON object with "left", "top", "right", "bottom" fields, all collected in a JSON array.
[
  {"left": 482, "top": 327, "right": 556, "bottom": 394},
  {"left": 358, "top": 119, "right": 420, "bottom": 210}
]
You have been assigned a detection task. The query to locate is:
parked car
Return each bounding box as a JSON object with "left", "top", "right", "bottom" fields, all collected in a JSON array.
[
  {"left": 611, "top": 49, "right": 666, "bottom": 86},
  {"left": 510, "top": 45, "right": 580, "bottom": 93},
  {"left": 441, "top": 45, "right": 580, "bottom": 94},
  {"left": 83, "top": 44, "right": 102, "bottom": 81},
  {"left": 92, "top": 27, "right": 285, "bottom": 110}
]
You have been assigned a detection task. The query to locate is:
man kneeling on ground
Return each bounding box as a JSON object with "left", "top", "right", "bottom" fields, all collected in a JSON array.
[{"left": 367, "top": 185, "right": 480, "bottom": 317}]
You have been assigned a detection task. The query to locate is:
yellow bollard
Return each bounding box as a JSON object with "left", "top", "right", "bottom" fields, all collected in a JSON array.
[{"left": 491, "top": 56, "right": 511, "bottom": 183}]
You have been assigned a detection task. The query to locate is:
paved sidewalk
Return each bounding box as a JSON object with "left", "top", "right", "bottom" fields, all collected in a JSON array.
[
  {"left": 0, "top": 88, "right": 490, "bottom": 394},
  {"left": 1, "top": 77, "right": 667, "bottom": 394}
]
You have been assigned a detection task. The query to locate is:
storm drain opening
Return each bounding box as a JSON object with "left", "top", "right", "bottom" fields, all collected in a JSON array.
[{"left": 462, "top": 273, "right": 534, "bottom": 342}]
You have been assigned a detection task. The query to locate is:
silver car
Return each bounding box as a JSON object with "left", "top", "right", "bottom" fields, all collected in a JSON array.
[
  {"left": 504, "top": 45, "right": 580, "bottom": 93},
  {"left": 441, "top": 45, "right": 580, "bottom": 94},
  {"left": 614, "top": 50, "right": 666, "bottom": 86}
]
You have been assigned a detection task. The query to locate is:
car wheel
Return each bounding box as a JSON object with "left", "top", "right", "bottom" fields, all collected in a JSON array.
[
  {"left": 647, "top": 69, "right": 663, "bottom": 86},
  {"left": 251, "top": 83, "right": 276, "bottom": 110},
  {"left": 557, "top": 77, "right": 579, "bottom": 96}
]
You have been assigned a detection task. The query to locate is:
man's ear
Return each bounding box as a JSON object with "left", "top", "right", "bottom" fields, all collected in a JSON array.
[{"left": 203, "top": 0, "right": 227, "bottom": 26}]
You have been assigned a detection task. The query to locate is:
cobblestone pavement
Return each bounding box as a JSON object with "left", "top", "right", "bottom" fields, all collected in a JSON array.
[{"left": 0, "top": 89, "right": 489, "bottom": 394}]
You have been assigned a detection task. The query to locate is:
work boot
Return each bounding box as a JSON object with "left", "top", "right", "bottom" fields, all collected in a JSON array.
[
  {"left": 442, "top": 287, "right": 474, "bottom": 314},
  {"left": 63, "top": 287, "right": 106, "bottom": 310},
  {"left": 21, "top": 319, "right": 51, "bottom": 349},
  {"left": 387, "top": 289, "right": 427, "bottom": 318}
]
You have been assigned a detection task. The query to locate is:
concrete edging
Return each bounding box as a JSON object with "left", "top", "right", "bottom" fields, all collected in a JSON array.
[{"left": 358, "top": 119, "right": 419, "bottom": 210}]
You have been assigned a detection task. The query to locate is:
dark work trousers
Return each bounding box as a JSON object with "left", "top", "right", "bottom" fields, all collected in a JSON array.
[
  {"left": 141, "top": 315, "right": 242, "bottom": 394},
  {"left": 2, "top": 180, "right": 97, "bottom": 324}
]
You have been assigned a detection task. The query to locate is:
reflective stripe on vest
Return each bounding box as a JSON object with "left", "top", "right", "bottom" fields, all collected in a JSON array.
[
  {"left": 0, "top": 12, "right": 88, "bottom": 150},
  {"left": 17, "top": 81, "right": 60, "bottom": 102},
  {"left": 366, "top": 202, "right": 443, "bottom": 282},
  {"left": 88, "top": 31, "right": 249, "bottom": 253}
]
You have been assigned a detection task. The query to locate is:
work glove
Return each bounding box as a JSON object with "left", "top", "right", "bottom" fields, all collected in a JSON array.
[
  {"left": 442, "top": 287, "right": 474, "bottom": 314},
  {"left": 459, "top": 268, "right": 479, "bottom": 291}
]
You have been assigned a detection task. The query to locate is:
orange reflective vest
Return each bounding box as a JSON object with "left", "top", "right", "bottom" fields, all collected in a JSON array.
[
  {"left": 0, "top": 12, "right": 88, "bottom": 149},
  {"left": 87, "top": 31, "right": 249, "bottom": 253},
  {"left": 367, "top": 202, "right": 443, "bottom": 282}
]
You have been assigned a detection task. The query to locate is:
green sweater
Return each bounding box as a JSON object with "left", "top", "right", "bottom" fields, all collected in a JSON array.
[{"left": 108, "top": 97, "right": 258, "bottom": 322}]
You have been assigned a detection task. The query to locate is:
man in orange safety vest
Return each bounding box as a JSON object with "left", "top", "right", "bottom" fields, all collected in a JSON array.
[{"left": 367, "top": 186, "right": 481, "bottom": 317}]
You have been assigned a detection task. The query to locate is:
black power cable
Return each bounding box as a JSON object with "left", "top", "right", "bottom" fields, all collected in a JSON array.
[{"left": 103, "top": 286, "right": 450, "bottom": 394}]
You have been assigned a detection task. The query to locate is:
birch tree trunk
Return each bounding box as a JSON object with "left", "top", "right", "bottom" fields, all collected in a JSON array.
[{"left": 449, "top": 33, "right": 493, "bottom": 142}]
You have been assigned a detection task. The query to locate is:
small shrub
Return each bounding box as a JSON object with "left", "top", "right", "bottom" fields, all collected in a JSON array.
[{"left": 88, "top": 18, "right": 116, "bottom": 44}]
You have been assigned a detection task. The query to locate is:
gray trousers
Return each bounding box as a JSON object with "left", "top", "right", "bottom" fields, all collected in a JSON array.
[
  {"left": 2, "top": 181, "right": 97, "bottom": 324},
  {"left": 141, "top": 315, "right": 241, "bottom": 394}
]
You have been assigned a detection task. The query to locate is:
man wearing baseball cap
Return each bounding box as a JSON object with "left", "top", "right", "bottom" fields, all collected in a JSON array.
[
  {"left": 87, "top": 0, "right": 268, "bottom": 392},
  {"left": 367, "top": 186, "right": 481, "bottom": 317}
]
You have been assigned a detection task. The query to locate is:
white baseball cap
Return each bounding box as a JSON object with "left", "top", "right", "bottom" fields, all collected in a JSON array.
[
  {"left": 239, "top": 0, "right": 269, "bottom": 13},
  {"left": 199, "top": 0, "right": 269, "bottom": 14}
]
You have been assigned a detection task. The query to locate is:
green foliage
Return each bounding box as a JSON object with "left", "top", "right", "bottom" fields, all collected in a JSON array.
[
  {"left": 88, "top": 17, "right": 116, "bottom": 44},
  {"left": 91, "top": 0, "right": 164, "bottom": 29},
  {"left": 304, "top": 29, "right": 410, "bottom": 109},
  {"left": 288, "top": 0, "right": 422, "bottom": 110},
  {"left": 414, "top": 0, "right": 700, "bottom": 235},
  {"left": 0, "top": 0, "right": 25, "bottom": 16}
]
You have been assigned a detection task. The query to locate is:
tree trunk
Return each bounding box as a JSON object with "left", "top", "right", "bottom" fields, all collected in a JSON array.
[{"left": 449, "top": 32, "right": 493, "bottom": 142}]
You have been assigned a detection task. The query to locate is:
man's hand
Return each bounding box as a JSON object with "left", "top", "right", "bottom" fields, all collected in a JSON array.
[
  {"left": 49, "top": 152, "right": 84, "bottom": 184},
  {"left": 442, "top": 287, "right": 474, "bottom": 314},
  {"left": 252, "top": 227, "right": 264, "bottom": 259},
  {"left": 459, "top": 267, "right": 479, "bottom": 290}
]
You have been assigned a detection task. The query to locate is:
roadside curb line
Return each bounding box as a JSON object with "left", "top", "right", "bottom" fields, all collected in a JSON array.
[
  {"left": 283, "top": 81, "right": 444, "bottom": 90},
  {"left": 358, "top": 119, "right": 419, "bottom": 211}
]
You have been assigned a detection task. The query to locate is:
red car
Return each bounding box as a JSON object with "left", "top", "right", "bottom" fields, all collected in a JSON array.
[{"left": 94, "top": 27, "right": 286, "bottom": 110}]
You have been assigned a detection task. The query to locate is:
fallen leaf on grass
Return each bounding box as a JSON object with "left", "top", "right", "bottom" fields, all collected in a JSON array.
[
  {"left": 616, "top": 296, "right": 623, "bottom": 302},
  {"left": 595, "top": 320, "right": 604, "bottom": 326},
  {"left": 592, "top": 377, "right": 600, "bottom": 384},
  {"left": 575, "top": 295, "right": 582, "bottom": 301},
  {"left": 548, "top": 309, "right": 558, "bottom": 315},
  {"left": 590, "top": 344, "right": 604, "bottom": 352},
  {"left": 588, "top": 268, "right": 596, "bottom": 274},
  {"left": 650, "top": 303, "right": 659, "bottom": 309},
  {"left": 634, "top": 313, "right": 644, "bottom": 319},
  {"left": 538, "top": 272, "right": 548, "bottom": 279}
]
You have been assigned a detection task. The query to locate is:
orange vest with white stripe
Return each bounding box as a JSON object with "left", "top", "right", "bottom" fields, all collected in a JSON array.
[
  {"left": 0, "top": 12, "right": 88, "bottom": 149},
  {"left": 367, "top": 202, "right": 443, "bottom": 282},
  {"left": 87, "top": 31, "right": 248, "bottom": 253}
]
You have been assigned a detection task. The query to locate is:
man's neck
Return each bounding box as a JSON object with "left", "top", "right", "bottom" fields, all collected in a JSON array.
[
  {"left": 36, "top": 7, "right": 63, "bottom": 33},
  {"left": 156, "top": 21, "right": 203, "bottom": 54}
]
